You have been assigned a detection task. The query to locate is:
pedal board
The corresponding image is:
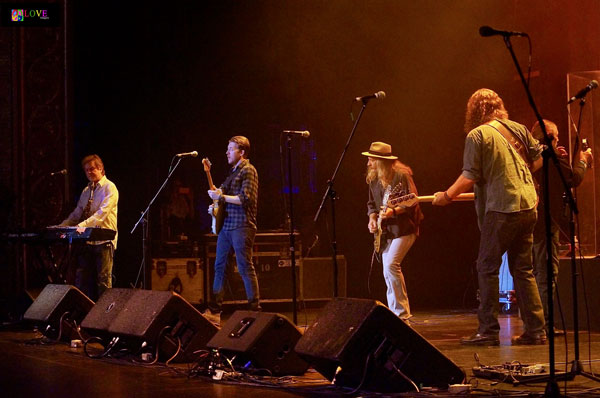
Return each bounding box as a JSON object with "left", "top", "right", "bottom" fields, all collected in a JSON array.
[{"left": 472, "top": 363, "right": 575, "bottom": 385}]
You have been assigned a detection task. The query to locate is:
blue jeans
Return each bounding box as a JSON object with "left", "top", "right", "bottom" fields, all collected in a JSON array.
[
  {"left": 75, "top": 242, "right": 113, "bottom": 301},
  {"left": 476, "top": 209, "right": 545, "bottom": 337},
  {"left": 213, "top": 227, "right": 260, "bottom": 309}
]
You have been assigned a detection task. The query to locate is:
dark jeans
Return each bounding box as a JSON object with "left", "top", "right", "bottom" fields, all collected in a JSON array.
[
  {"left": 477, "top": 209, "right": 545, "bottom": 337},
  {"left": 213, "top": 227, "right": 260, "bottom": 309},
  {"left": 75, "top": 242, "right": 113, "bottom": 301},
  {"left": 532, "top": 221, "right": 560, "bottom": 327}
]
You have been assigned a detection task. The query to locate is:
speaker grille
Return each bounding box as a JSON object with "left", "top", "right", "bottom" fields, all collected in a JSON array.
[{"left": 295, "top": 298, "right": 465, "bottom": 392}]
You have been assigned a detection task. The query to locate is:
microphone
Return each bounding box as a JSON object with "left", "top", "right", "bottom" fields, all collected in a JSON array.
[
  {"left": 354, "top": 91, "right": 386, "bottom": 102},
  {"left": 283, "top": 130, "right": 310, "bottom": 138},
  {"left": 50, "top": 169, "right": 67, "bottom": 176},
  {"left": 175, "top": 151, "right": 198, "bottom": 158},
  {"left": 479, "top": 26, "right": 528, "bottom": 37},
  {"left": 568, "top": 80, "right": 599, "bottom": 104}
]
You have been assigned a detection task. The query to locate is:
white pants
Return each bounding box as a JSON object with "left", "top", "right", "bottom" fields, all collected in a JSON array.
[{"left": 381, "top": 233, "right": 416, "bottom": 319}]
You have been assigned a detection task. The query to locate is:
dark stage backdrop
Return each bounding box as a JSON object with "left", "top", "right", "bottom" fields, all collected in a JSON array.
[{"left": 64, "top": 1, "right": 600, "bottom": 309}]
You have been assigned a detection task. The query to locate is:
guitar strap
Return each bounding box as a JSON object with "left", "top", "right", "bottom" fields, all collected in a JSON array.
[
  {"left": 382, "top": 185, "right": 392, "bottom": 207},
  {"left": 488, "top": 120, "right": 532, "bottom": 167}
]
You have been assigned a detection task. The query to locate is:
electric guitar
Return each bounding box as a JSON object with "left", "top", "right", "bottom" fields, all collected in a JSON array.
[
  {"left": 373, "top": 192, "right": 474, "bottom": 253},
  {"left": 202, "top": 158, "right": 225, "bottom": 234},
  {"left": 373, "top": 184, "right": 403, "bottom": 254}
]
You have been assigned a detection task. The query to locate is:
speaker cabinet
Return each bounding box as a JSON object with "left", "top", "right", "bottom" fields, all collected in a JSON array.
[
  {"left": 23, "top": 284, "right": 94, "bottom": 341},
  {"left": 301, "top": 256, "right": 347, "bottom": 300},
  {"left": 294, "top": 298, "right": 465, "bottom": 392},
  {"left": 202, "top": 232, "right": 302, "bottom": 303},
  {"left": 81, "top": 289, "right": 218, "bottom": 362},
  {"left": 81, "top": 288, "right": 136, "bottom": 341},
  {"left": 207, "top": 311, "right": 308, "bottom": 376}
]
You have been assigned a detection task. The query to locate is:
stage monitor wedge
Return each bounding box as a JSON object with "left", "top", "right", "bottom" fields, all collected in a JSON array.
[
  {"left": 294, "top": 298, "right": 465, "bottom": 392},
  {"left": 207, "top": 311, "right": 308, "bottom": 376},
  {"left": 82, "top": 288, "right": 218, "bottom": 362},
  {"left": 24, "top": 284, "right": 94, "bottom": 341}
]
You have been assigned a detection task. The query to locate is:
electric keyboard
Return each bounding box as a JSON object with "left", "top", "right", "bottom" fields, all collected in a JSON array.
[{"left": 4, "top": 226, "right": 116, "bottom": 243}]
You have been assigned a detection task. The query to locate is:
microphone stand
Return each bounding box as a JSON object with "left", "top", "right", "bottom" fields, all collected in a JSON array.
[
  {"left": 565, "top": 98, "right": 600, "bottom": 383},
  {"left": 499, "top": 35, "right": 577, "bottom": 397},
  {"left": 313, "top": 100, "right": 371, "bottom": 298},
  {"left": 285, "top": 133, "right": 299, "bottom": 324},
  {"left": 131, "top": 157, "right": 183, "bottom": 290}
]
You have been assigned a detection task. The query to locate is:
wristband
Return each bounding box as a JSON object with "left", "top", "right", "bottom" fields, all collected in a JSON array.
[
  {"left": 444, "top": 191, "right": 453, "bottom": 202},
  {"left": 579, "top": 159, "right": 588, "bottom": 169}
]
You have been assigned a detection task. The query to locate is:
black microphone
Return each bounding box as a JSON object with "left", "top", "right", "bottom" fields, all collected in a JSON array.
[
  {"left": 50, "top": 169, "right": 67, "bottom": 176},
  {"left": 479, "top": 26, "right": 528, "bottom": 37},
  {"left": 175, "top": 151, "right": 198, "bottom": 158},
  {"left": 283, "top": 130, "right": 310, "bottom": 138},
  {"left": 568, "top": 80, "right": 599, "bottom": 104},
  {"left": 354, "top": 91, "right": 386, "bottom": 102}
]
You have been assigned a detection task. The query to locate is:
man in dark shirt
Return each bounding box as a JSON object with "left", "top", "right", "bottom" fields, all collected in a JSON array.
[
  {"left": 530, "top": 119, "right": 592, "bottom": 334},
  {"left": 206, "top": 136, "right": 260, "bottom": 324},
  {"left": 433, "top": 89, "right": 546, "bottom": 345}
]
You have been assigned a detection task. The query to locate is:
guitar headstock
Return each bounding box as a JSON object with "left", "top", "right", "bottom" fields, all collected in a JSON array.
[{"left": 202, "top": 158, "right": 212, "bottom": 172}]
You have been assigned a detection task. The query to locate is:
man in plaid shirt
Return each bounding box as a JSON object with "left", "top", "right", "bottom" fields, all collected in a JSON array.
[{"left": 207, "top": 136, "right": 260, "bottom": 322}]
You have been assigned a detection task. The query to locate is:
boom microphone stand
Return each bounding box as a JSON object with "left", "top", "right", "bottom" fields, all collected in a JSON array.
[
  {"left": 566, "top": 98, "right": 600, "bottom": 383},
  {"left": 490, "top": 31, "right": 577, "bottom": 397},
  {"left": 314, "top": 96, "right": 378, "bottom": 297},
  {"left": 131, "top": 156, "right": 185, "bottom": 289}
]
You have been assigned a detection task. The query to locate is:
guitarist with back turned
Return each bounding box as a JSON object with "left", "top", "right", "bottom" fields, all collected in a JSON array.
[
  {"left": 205, "top": 136, "right": 260, "bottom": 325},
  {"left": 363, "top": 142, "right": 423, "bottom": 321}
]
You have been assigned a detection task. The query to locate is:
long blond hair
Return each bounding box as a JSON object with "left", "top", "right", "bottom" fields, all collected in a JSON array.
[
  {"left": 464, "top": 88, "right": 509, "bottom": 133},
  {"left": 366, "top": 158, "right": 413, "bottom": 187}
]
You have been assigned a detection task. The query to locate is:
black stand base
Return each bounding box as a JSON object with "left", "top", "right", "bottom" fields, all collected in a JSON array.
[
  {"left": 544, "top": 380, "right": 561, "bottom": 398},
  {"left": 571, "top": 360, "right": 600, "bottom": 383}
]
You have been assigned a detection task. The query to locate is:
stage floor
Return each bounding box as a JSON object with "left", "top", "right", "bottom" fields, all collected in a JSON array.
[{"left": 1, "top": 308, "right": 600, "bottom": 397}]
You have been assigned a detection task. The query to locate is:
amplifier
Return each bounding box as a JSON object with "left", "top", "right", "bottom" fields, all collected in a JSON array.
[
  {"left": 300, "top": 256, "right": 347, "bottom": 300},
  {"left": 201, "top": 232, "right": 301, "bottom": 303},
  {"left": 150, "top": 257, "right": 205, "bottom": 304}
]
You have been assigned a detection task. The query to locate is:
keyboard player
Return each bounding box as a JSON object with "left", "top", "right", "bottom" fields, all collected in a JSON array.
[{"left": 58, "top": 154, "right": 118, "bottom": 301}]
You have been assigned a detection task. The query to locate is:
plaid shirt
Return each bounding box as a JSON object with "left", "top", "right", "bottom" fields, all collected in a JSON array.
[{"left": 220, "top": 159, "right": 258, "bottom": 230}]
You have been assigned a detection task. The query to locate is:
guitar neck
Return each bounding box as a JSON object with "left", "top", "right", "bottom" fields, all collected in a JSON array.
[
  {"left": 204, "top": 171, "right": 217, "bottom": 191},
  {"left": 418, "top": 192, "right": 474, "bottom": 203}
]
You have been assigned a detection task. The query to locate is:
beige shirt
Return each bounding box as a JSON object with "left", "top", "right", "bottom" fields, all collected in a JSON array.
[{"left": 60, "top": 175, "right": 119, "bottom": 248}]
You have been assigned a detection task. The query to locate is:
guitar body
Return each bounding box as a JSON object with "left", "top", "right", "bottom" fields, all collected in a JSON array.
[
  {"left": 213, "top": 201, "right": 225, "bottom": 234},
  {"left": 373, "top": 184, "right": 406, "bottom": 254},
  {"left": 373, "top": 215, "right": 383, "bottom": 253}
]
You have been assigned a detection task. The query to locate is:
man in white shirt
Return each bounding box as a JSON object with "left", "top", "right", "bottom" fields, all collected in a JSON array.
[{"left": 60, "top": 154, "right": 118, "bottom": 301}]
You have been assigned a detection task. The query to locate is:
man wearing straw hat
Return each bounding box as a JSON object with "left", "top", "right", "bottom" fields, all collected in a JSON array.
[{"left": 363, "top": 141, "right": 423, "bottom": 321}]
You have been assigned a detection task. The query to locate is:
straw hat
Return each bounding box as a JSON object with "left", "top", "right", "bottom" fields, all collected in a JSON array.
[{"left": 361, "top": 141, "right": 398, "bottom": 160}]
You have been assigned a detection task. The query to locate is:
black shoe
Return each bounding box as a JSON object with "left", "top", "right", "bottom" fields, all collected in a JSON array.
[
  {"left": 511, "top": 333, "right": 547, "bottom": 345},
  {"left": 460, "top": 333, "right": 500, "bottom": 346},
  {"left": 207, "top": 301, "right": 222, "bottom": 313},
  {"left": 248, "top": 300, "right": 262, "bottom": 312}
]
